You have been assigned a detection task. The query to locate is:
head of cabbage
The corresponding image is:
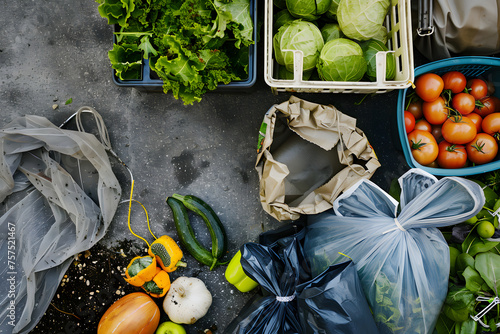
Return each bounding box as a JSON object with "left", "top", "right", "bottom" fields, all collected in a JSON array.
[
  {"left": 286, "top": 0, "right": 333, "bottom": 21},
  {"left": 337, "top": 0, "right": 390, "bottom": 41},
  {"left": 273, "top": 20, "right": 324, "bottom": 72},
  {"left": 316, "top": 38, "right": 367, "bottom": 81},
  {"left": 274, "top": 9, "right": 295, "bottom": 32},
  {"left": 360, "top": 39, "right": 395, "bottom": 81},
  {"left": 321, "top": 23, "right": 343, "bottom": 43},
  {"left": 326, "top": 0, "right": 341, "bottom": 17}
]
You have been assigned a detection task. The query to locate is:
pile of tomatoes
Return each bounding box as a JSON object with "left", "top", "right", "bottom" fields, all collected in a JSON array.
[{"left": 404, "top": 70, "right": 500, "bottom": 169}]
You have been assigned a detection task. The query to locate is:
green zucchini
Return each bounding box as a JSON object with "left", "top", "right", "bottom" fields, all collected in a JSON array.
[
  {"left": 166, "top": 197, "right": 220, "bottom": 270},
  {"left": 171, "top": 193, "right": 228, "bottom": 260}
]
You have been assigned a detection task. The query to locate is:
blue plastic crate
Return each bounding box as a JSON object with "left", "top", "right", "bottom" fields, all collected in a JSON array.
[
  {"left": 111, "top": 0, "right": 257, "bottom": 91},
  {"left": 397, "top": 56, "right": 500, "bottom": 176}
]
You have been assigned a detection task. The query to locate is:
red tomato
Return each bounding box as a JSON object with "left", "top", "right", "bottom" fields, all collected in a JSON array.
[
  {"left": 423, "top": 96, "right": 449, "bottom": 125},
  {"left": 467, "top": 112, "right": 483, "bottom": 133},
  {"left": 414, "top": 119, "right": 432, "bottom": 132},
  {"left": 431, "top": 124, "right": 443, "bottom": 142},
  {"left": 415, "top": 73, "right": 444, "bottom": 102},
  {"left": 482, "top": 112, "right": 500, "bottom": 140},
  {"left": 467, "top": 78, "right": 488, "bottom": 100},
  {"left": 486, "top": 81, "right": 496, "bottom": 96},
  {"left": 441, "top": 71, "right": 467, "bottom": 94},
  {"left": 452, "top": 92, "right": 476, "bottom": 115},
  {"left": 437, "top": 140, "right": 467, "bottom": 169},
  {"left": 404, "top": 110, "right": 415, "bottom": 133},
  {"left": 491, "top": 96, "right": 500, "bottom": 112},
  {"left": 466, "top": 133, "right": 499, "bottom": 164},
  {"left": 408, "top": 130, "right": 439, "bottom": 165},
  {"left": 474, "top": 96, "right": 497, "bottom": 117},
  {"left": 426, "top": 161, "right": 440, "bottom": 168},
  {"left": 407, "top": 99, "right": 423, "bottom": 119},
  {"left": 441, "top": 116, "right": 477, "bottom": 144}
]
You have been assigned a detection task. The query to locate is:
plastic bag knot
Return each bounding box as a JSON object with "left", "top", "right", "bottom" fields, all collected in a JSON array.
[
  {"left": 382, "top": 217, "right": 406, "bottom": 234},
  {"left": 276, "top": 294, "right": 295, "bottom": 302}
]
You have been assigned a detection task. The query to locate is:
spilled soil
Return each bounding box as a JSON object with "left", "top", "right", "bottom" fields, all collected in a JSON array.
[{"left": 30, "top": 240, "right": 220, "bottom": 334}]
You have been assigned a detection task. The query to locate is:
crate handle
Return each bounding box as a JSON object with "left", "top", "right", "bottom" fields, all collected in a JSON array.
[
  {"left": 375, "top": 51, "right": 396, "bottom": 84},
  {"left": 282, "top": 49, "right": 305, "bottom": 84}
]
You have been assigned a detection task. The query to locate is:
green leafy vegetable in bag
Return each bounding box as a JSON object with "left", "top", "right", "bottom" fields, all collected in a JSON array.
[{"left": 434, "top": 173, "right": 500, "bottom": 333}]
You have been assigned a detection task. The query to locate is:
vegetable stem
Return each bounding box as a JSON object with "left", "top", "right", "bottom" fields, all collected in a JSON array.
[{"left": 178, "top": 286, "right": 185, "bottom": 297}]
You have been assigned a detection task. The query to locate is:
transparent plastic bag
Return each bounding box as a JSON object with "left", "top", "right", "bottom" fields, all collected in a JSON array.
[
  {"left": 304, "top": 169, "right": 485, "bottom": 334},
  {"left": 0, "top": 110, "right": 121, "bottom": 334}
]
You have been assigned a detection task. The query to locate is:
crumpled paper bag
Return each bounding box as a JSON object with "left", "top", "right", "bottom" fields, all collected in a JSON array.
[{"left": 255, "top": 96, "right": 380, "bottom": 221}]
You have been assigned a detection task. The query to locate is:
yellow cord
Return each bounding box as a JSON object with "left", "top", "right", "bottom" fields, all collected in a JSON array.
[
  {"left": 338, "top": 252, "right": 353, "bottom": 262},
  {"left": 126, "top": 180, "right": 158, "bottom": 248}
]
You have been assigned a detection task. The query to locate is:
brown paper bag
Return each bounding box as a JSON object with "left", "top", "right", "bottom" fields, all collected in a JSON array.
[{"left": 255, "top": 96, "right": 381, "bottom": 221}]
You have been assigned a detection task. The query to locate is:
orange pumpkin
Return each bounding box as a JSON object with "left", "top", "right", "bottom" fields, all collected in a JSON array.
[{"left": 97, "top": 292, "right": 160, "bottom": 334}]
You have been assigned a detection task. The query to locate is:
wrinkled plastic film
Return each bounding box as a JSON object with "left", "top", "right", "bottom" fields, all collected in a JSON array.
[{"left": 0, "top": 114, "right": 121, "bottom": 334}]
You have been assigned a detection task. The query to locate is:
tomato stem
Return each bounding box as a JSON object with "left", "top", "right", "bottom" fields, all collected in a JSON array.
[
  {"left": 411, "top": 139, "right": 427, "bottom": 150},
  {"left": 445, "top": 144, "right": 465, "bottom": 154},
  {"left": 442, "top": 89, "right": 453, "bottom": 105},
  {"left": 475, "top": 99, "right": 485, "bottom": 109},
  {"left": 405, "top": 92, "right": 417, "bottom": 110},
  {"left": 472, "top": 141, "right": 486, "bottom": 153}
]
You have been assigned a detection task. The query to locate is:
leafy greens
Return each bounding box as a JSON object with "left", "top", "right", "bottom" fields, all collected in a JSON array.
[{"left": 96, "top": 0, "right": 254, "bottom": 104}]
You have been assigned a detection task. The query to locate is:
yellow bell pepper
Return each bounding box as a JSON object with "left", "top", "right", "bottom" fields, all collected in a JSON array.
[
  {"left": 124, "top": 255, "right": 157, "bottom": 287},
  {"left": 225, "top": 250, "right": 259, "bottom": 293},
  {"left": 148, "top": 235, "right": 186, "bottom": 272},
  {"left": 142, "top": 267, "right": 171, "bottom": 298}
]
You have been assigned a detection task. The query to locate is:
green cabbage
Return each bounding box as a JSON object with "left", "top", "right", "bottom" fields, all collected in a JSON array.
[
  {"left": 326, "top": 0, "right": 341, "bottom": 16},
  {"left": 274, "top": 9, "right": 295, "bottom": 32},
  {"left": 320, "top": 23, "right": 343, "bottom": 43},
  {"left": 273, "top": 20, "right": 324, "bottom": 72},
  {"left": 316, "top": 38, "right": 367, "bottom": 81},
  {"left": 372, "top": 26, "right": 388, "bottom": 44},
  {"left": 337, "top": 0, "right": 390, "bottom": 41},
  {"left": 360, "top": 39, "right": 395, "bottom": 81},
  {"left": 274, "top": 0, "right": 287, "bottom": 9},
  {"left": 278, "top": 66, "right": 314, "bottom": 80},
  {"left": 286, "top": 0, "right": 333, "bottom": 21}
]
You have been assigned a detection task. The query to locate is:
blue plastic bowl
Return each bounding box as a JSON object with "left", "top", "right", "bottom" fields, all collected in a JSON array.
[
  {"left": 397, "top": 56, "right": 500, "bottom": 176},
  {"left": 111, "top": 0, "right": 257, "bottom": 91}
]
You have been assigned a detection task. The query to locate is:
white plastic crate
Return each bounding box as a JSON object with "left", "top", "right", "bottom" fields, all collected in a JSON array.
[{"left": 264, "top": 0, "right": 415, "bottom": 93}]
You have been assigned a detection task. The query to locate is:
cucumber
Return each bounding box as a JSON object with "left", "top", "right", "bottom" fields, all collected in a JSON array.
[
  {"left": 171, "top": 193, "right": 228, "bottom": 260},
  {"left": 166, "top": 197, "right": 220, "bottom": 270}
]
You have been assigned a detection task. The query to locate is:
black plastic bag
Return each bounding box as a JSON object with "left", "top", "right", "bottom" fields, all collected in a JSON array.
[{"left": 224, "top": 224, "right": 379, "bottom": 334}]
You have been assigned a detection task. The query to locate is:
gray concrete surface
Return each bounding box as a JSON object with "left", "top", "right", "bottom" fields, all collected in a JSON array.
[{"left": 0, "top": 1, "right": 419, "bottom": 333}]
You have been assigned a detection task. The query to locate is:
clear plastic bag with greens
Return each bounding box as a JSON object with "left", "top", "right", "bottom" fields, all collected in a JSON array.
[
  {"left": 304, "top": 169, "right": 485, "bottom": 334},
  {"left": 0, "top": 109, "right": 121, "bottom": 334}
]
